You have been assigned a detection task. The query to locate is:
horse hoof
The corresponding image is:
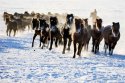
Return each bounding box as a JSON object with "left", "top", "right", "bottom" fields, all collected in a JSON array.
[
  {"left": 67, "top": 48, "right": 70, "bottom": 51},
  {"left": 91, "top": 50, "right": 94, "bottom": 52},
  {"left": 49, "top": 48, "right": 52, "bottom": 50},
  {"left": 73, "top": 56, "right": 75, "bottom": 58},
  {"left": 62, "top": 51, "right": 65, "bottom": 54}
]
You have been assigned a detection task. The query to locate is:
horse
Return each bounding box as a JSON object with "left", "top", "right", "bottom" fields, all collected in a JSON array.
[
  {"left": 83, "top": 18, "right": 91, "bottom": 51},
  {"left": 62, "top": 14, "right": 74, "bottom": 54},
  {"left": 90, "top": 9, "right": 100, "bottom": 27},
  {"left": 49, "top": 16, "right": 62, "bottom": 50},
  {"left": 73, "top": 18, "right": 88, "bottom": 58},
  {"left": 91, "top": 19, "right": 103, "bottom": 54},
  {"left": 6, "top": 17, "right": 18, "bottom": 37},
  {"left": 39, "top": 19, "right": 50, "bottom": 48},
  {"left": 102, "top": 22, "right": 120, "bottom": 55},
  {"left": 32, "top": 18, "right": 50, "bottom": 48}
]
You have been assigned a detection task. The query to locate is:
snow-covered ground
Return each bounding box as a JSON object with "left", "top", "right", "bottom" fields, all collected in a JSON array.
[{"left": 0, "top": 0, "right": 125, "bottom": 82}]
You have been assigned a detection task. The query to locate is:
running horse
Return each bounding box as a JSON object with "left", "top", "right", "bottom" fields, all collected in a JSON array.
[
  {"left": 62, "top": 14, "right": 74, "bottom": 54},
  {"left": 102, "top": 22, "right": 120, "bottom": 55},
  {"left": 32, "top": 18, "right": 49, "bottom": 48},
  {"left": 91, "top": 19, "right": 103, "bottom": 54},
  {"left": 73, "top": 18, "right": 88, "bottom": 58},
  {"left": 49, "top": 16, "right": 62, "bottom": 50}
]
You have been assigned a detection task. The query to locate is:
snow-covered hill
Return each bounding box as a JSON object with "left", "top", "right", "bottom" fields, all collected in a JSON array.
[{"left": 0, "top": 0, "right": 125, "bottom": 82}]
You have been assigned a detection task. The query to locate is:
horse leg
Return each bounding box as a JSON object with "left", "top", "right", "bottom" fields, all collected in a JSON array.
[
  {"left": 92, "top": 38, "right": 95, "bottom": 52},
  {"left": 73, "top": 42, "right": 77, "bottom": 58},
  {"left": 87, "top": 43, "right": 89, "bottom": 51},
  {"left": 28, "top": 25, "right": 30, "bottom": 31},
  {"left": 46, "top": 37, "right": 49, "bottom": 48},
  {"left": 96, "top": 42, "right": 100, "bottom": 53},
  {"left": 77, "top": 43, "right": 82, "bottom": 56},
  {"left": 39, "top": 34, "right": 42, "bottom": 47},
  {"left": 67, "top": 35, "right": 72, "bottom": 51},
  {"left": 32, "top": 34, "right": 37, "bottom": 47},
  {"left": 109, "top": 43, "right": 112, "bottom": 55},
  {"left": 6, "top": 28, "right": 9, "bottom": 36},
  {"left": 94, "top": 41, "right": 98, "bottom": 54},
  {"left": 13, "top": 29, "right": 16, "bottom": 37},
  {"left": 55, "top": 37, "right": 58, "bottom": 47},
  {"left": 62, "top": 37, "right": 67, "bottom": 54},
  {"left": 42, "top": 36, "right": 47, "bottom": 49},
  {"left": 49, "top": 33, "right": 53, "bottom": 50},
  {"left": 111, "top": 42, "right": 117, "bottom": 55},
  {"left": 9, "top": 29, "right": 12, "bottom": 37},
  {"left": 104, "top": 42, "right": 108, "bottom": 54}
]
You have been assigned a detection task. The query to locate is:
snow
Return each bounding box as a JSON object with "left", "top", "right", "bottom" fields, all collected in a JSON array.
[{"left": 0, "top": 0, "right": 125, "bottom": 82}]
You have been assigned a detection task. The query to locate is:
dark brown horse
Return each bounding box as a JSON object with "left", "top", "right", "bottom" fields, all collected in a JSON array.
[
  {"left": 91, "top": 19, "right": 103, "bottom": 54},
  {"left": 73, "top": 18, "right": 88, "bottom": 58},
  {"left": 102, "top": 22, "right": 120, "bottom": 55}
]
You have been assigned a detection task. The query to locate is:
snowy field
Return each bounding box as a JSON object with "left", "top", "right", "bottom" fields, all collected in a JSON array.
[{"left": 0, "top": 0, "right": 125, "bottom": 82}]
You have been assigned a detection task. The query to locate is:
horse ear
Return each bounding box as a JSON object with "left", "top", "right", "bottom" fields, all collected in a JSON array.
[
  {"left": 71, "top": 14, "right": 73, "bottom": 16},
  {"left": 117, "top": 22, "right": 119, "bottom": 24},
  {"left": 75, "top": 18, "right": 77, "bottom": 21},
  {"left": 96, "top": 19, "right": 98, "bottom": 21},
  {"left": 112, "top": 22, "right": 115, "bottom": 25}
]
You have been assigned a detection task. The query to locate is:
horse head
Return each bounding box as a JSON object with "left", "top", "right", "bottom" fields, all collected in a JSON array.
[
  {"left": 39, "top": 19, "right": 47, "bottom": 30},
  {"left": 32, "top": 18, "right": 39, "bottom": 30},
  {"left": 50, "top": 16, "right": 58, "bottom": 26},
  {"left": 66, "top": 14, "right": 74, "bottom": 25},
  {"left": 112, "top": 22, "right": 120, "bottom": 37},
  {"left": 96, "top": 18, "right": 102, "bottom": 30},
  {"left": 50, "top": 16, "right": 58, "bottom": 31},
  {"left": 75, "top": 18, "right": 83, "bottom": 33},
  {"left": 83, "top": 18, "right": 88, "bottom": 27}
]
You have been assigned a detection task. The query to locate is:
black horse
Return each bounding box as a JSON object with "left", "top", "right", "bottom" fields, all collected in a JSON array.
[
  {"left": 103, "top": 22, "right": 120, "bottom": 55},
  {"left": 32, "top": 18, "right": 39, "bottom": 30},
  {"left": 62, "top": 14, "right": 74, "bottom": 54},
  {"left": 49, "top": 16, "right": 62, "bottom": 50},
  {"left": 32, "top": 18, "right": 49, "bottom": 48}
]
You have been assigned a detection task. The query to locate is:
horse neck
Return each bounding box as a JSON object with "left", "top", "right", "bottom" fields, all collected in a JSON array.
[
  {"left": 64, "top": 22, "right": 71, "bottom": 29},
  {"left": 96, "top": 23, "right": 102, "bottom": 30},
  {"left": 84, "top": 22, "right": 88, "bottom": 28},
  {"left": 51, "top": 25, "right": 57, "bottom": 28}
]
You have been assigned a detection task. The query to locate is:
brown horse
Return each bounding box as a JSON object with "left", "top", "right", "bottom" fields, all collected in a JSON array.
[
  {"left": 91, "top": 19, "right": 103, "bottom": 54},
  {"left": 102, "top": 22, "right": 120, "bottom": 55},
  {"left": 6, "top": 20, "right": 18, "bottom": 37},
  {"left": 73, "top": 18, "right": 88, "bottom": 58},
  {"left": 83, "top": 18, "right": 91, "bottom": 51}
]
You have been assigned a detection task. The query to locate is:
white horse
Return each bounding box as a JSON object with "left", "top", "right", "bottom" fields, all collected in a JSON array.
[{"left": 90, "top": 9, "right": 100, "bottom": 26}]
